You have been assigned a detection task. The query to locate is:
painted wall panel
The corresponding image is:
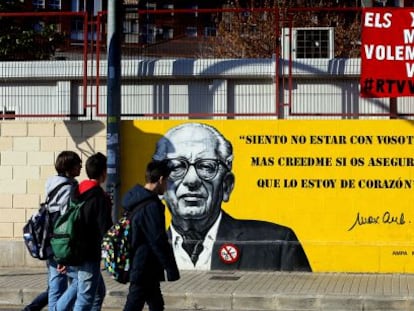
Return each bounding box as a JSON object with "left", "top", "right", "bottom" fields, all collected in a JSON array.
[{"left": 121, "top": 119, "right": 414, "bottom": 272}]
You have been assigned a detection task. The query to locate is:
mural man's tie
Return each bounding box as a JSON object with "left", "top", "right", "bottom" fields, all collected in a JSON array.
[{"left": 182, "top": 234, "right": 204, "bottom": 266}]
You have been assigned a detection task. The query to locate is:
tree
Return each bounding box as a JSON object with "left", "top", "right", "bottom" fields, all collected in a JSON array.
[
  {"left": 201, "top": 0, "right": 361, "bottom": 58},
  {"left": 0, "top": 1, "right": 27, "bottom": 12},
  {"left": 0, "top": 0, "right": 65, "bottom": 61},
  {"left": 202, "top": 1, "right": 277, "bottom": 58}
]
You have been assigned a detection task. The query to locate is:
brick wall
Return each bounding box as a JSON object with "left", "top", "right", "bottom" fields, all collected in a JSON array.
[{"left": 0, "top": 121, "right": 107, "bottom": 267}]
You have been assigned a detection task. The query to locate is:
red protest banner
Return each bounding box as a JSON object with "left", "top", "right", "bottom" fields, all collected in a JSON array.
[{"left": 360, "top": 8, "right": 414, "bottom": 98}]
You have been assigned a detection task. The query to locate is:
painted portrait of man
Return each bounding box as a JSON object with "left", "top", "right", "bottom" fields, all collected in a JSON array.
[{"left": 152, "top": 122, "right": 311, "bottom": 271}]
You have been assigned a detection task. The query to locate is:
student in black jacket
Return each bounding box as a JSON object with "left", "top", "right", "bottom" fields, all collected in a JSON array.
[
  {"left": 122, "top": 160, "right": 180, "bottom": 311},
  {"left": 56, "top": 152, "right": 112, "bottom": 311}
]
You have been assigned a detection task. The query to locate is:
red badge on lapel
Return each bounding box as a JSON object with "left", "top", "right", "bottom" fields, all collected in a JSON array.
[{"left": 218, "top": 243, "right": 240, "bottom": 264}]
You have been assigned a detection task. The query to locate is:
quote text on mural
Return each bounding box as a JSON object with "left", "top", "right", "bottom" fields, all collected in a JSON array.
[{"left": 239, "top": 134, "right": 414, "bottom": 190}]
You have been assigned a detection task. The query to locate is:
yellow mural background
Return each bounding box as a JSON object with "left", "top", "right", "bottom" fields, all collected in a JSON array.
[{"left": 121, "top": 120, "right": 414, "bottom": 273}]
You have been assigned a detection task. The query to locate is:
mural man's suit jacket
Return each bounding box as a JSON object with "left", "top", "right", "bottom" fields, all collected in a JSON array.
[{"left": 169, "top": 211, "right": 312, "bottom": 271}]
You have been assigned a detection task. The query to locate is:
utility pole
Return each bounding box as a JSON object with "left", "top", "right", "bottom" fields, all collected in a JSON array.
[{"left": 106, "top": 0, "right": 122, "bottom": 223}]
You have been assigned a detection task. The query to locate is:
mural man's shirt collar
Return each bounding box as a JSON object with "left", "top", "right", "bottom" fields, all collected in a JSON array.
[{"left": 170, "top": 212, "right": 222, "bottom": 270}]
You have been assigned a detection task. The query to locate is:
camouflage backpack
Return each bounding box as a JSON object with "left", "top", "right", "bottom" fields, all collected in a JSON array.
[{"left": 101, "top": 198, "right": 151, "bottom": 284}]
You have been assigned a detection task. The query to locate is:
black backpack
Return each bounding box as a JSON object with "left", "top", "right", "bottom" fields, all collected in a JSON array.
[{"left": 23, "top": 182, "right": 71, "bottom": 260}]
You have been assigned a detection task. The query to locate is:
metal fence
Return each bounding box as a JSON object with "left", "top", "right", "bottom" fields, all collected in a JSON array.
[
  {"left": 0, "top": 7, "right": 411, "bottom": 120},
  {"left": 0, "top": 11, "right": 89, "bottom": 120}
]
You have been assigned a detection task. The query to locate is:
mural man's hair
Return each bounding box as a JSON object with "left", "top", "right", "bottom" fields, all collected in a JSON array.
[{"left": 153, "top": 122, "right": 234, "bottom": 169}]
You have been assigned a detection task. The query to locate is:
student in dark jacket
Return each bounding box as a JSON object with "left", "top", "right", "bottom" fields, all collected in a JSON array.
[
  {"left": 122, "top": 160, "right": 180, "bottom": 311},
  {"left": 56, "top": 152, "right": 112, "bottom": 311}
]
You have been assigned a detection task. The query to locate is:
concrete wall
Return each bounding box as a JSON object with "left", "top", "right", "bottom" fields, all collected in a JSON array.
[{"left": 0, "top": 121, "right": 106, "bottom": 267}]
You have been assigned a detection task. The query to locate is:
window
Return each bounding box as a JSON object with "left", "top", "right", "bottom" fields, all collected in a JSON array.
[
  {"left": 70, "top": 18, "right": 84, "bottom": 40},
  {"left": 32, "top": 0, "right": 45, "bottom": 8},
  {"left": 49, "top": 0, "right": 61, "bottom": 10},
  {"left": 282, "top": 27, "right": 334, "bottom": 59},
  {"left": 362, "top": 0, "right": 403, "bottom": 6},
  {"left": 185, "top": 27, "right": 198, "bottom": 37},
  {"left": 295, "top": 29, "right": 331, "bottom": 59},
  {"left": 124, "top": 12, "right": 139, "bottom": 33},
  {"left": 204, "top": 27, "right": 216, "bottom": 37},
  {"left": 372, "top": 0, "right": 400, "bottom": 6}
]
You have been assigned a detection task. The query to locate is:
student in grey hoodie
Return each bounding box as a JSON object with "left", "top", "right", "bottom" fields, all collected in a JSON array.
[
  {"left": 46, "top": 151, "right": 82, "bottom": 311},
  {"left": 24, "top": 151, "right": 82, "bottom": 311}
]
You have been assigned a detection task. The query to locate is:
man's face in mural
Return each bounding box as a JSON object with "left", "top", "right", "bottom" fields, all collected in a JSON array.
[{"left": 162, "top": 126, "right": 234, "bottom": 233}]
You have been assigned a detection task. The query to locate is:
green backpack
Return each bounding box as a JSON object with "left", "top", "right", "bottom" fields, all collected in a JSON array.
[{"left": 50, "top": 198, "right": 85, "bottom": 265}]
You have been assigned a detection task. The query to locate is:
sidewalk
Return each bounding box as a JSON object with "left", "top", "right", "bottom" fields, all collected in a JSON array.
[{"left": 1, "top": 267, "right": 414, "bottom": 311}]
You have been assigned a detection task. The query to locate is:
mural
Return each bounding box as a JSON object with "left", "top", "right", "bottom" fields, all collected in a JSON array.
[
  {"left": 121, "top": 120, "right": 414, "bottom": 273},
  {"left": 152, "top": 122, "right": 311, "bottom": 271}
]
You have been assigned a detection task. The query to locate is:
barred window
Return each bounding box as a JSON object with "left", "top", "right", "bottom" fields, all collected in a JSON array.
[
  {"left": 282, "top": 27, "right": 334, "bottom": 59},
  {"left": 32, "top": 0, "right": 45, "bottom": 9},
  {"left": 49, "top": 0, "right": 61, "bottom": 10},
  {"left": 296, "top": 29, "right": 331, "bottom": 59}
]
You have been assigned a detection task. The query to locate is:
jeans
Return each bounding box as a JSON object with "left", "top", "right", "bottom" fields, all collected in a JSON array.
[
  {"left": 123, "top": 280, "right": 164, "bottom": 311},
  {"left": 23, "top": 290, "right": 48, "bottom": 311},
  {"left": 71, "top": 260, "right": 106, "bottom": 311},
  {"left": 48, "top": 259, "right": 78, "bottom": 311}
]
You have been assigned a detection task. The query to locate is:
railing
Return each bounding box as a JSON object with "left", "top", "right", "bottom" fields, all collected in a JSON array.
[
  {"left": 0, "top": 7, "right": 411, "bottom": 120},
  {"left": 0, "top": 11, "right": 89, "bottom": 120}
]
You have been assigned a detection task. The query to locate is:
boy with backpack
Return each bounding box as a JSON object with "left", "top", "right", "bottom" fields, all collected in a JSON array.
[
  {"left": 55, "top": 152, "right": 112, "bottom": 311},
  {"left": 122, "top": 160, "right": 180, "bottom": 311},
  {"left": 24, "top": 150, "right": 82, "bottom": 311}
]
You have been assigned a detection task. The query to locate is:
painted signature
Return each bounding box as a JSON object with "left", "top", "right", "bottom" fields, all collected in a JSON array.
[{"left": 348, "top": 211, "right": 406, "bottom": 231}]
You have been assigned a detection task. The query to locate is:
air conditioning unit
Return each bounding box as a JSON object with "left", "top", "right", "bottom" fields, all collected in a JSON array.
[{"left": 281, "top": 27, "right": 334, "bottom": 60}]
